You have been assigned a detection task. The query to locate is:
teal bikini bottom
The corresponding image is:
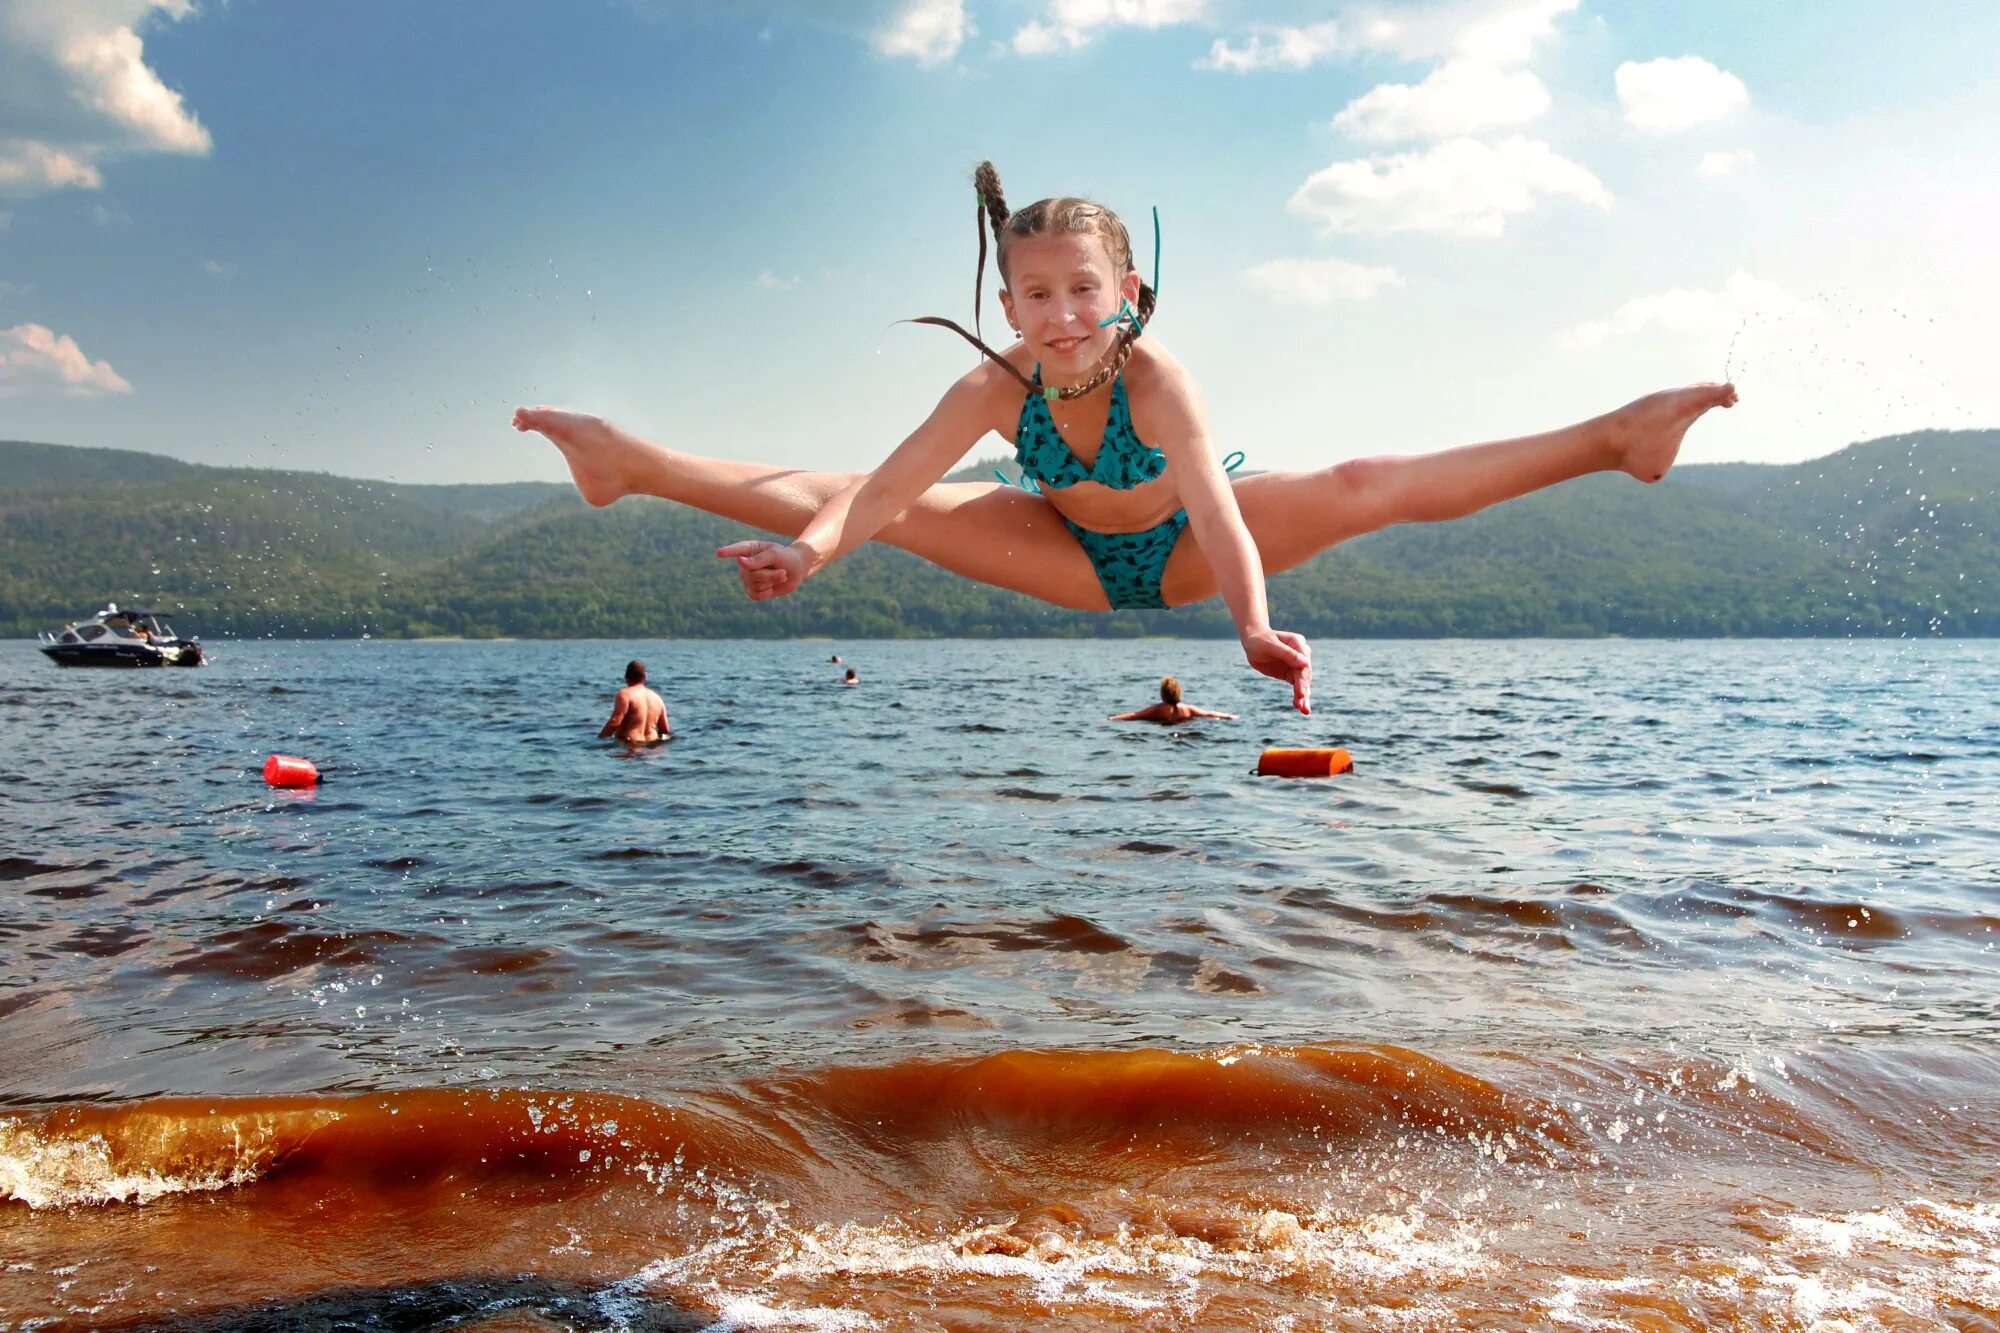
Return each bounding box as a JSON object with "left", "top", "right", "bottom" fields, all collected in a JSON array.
[
  {"left": 996, "top": 451, "right": 1244, "bottom": 612},
  {"left": 1063, "top": 509, "right": 1188, "bottom": 610}
]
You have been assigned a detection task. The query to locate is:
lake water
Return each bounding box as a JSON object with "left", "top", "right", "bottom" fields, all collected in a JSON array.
[{"left": 2, "top": 637, "right": 1996, "bottom": 1330}]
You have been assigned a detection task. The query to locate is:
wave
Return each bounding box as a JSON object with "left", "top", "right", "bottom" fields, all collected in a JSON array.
[
  {"left": 158, "top": 922, "right": 440, "bottom": 980},
  {"left": 0, "top": 855, "right": 76, "bottom": 881},
  {"left": 6, "top": 1044, "right": 1996, "bottom": 1329},
  {"left": 0, "top": 1046, "right": 1576, "bottom": 1213},
  {"left": 1, "top": 1041, "right": 1770, "bottom": 1221},
  {"left": 6, "top": 1039, "right": 1992, "bottom": 1216}
]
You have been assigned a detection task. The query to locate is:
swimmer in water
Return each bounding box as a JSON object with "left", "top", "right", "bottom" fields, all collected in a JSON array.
[{"left": 1109, "top": 675, "right": 1235, "bottom": 724}]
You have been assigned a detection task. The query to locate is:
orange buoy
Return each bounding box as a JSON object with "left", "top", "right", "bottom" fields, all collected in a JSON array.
[
  {"left": 1255, "top": 747, "right": 1353, "bottom": 778},
  {"left": 262, "top": 754, "right": 320, "bottom": 788}
]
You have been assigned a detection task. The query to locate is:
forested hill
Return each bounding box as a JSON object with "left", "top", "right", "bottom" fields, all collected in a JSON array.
[{"left": 1, "top": 430, "right": 1992, "bottom": 639}]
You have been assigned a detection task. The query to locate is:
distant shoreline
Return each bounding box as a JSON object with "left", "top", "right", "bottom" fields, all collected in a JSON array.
[
  {"left": 13, "top": 633, "right": 2000, "bottom": 644},
  {"left": 6, "top": 430, "right": 1993, "bottom": 641}
]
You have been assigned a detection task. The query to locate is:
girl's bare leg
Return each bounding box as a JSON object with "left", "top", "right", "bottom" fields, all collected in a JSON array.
[
  {"left": 1160, "top": 383, "right": 1737, "bottom": 604},
  {"left": 511, "top": 408, "right": 1111, "bottom": 611}
]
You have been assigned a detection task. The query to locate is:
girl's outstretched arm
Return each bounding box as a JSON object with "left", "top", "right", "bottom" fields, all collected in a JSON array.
[
  {"left": 717, "top": 366, "right": 999, "bottom": 599},
  {"left": 1136, "top": 359, "right": 1313, "bottom": 715}
]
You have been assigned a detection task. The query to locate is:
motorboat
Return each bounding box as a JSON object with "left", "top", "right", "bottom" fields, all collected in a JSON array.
[{"left": 38, "top": 603, "right": 205, "bottom": 667}]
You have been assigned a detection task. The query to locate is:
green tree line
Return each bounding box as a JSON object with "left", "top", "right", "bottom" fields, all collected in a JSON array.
[{"left": 2, "top": 431, "right": 1991, "bottom": 640}]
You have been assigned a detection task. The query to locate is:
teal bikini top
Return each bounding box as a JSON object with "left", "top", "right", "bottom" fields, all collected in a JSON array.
[
  {"left": 1013, "top": 371, "right": 1164, "bottom": 491},
  {"left": 1002, "top": 371, "right": 1247, "bottom": 494}
]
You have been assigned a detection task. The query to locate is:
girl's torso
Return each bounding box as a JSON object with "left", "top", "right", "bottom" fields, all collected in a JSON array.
[{"left": 984, "top": 342, "right": 1186, "bottom": 534}]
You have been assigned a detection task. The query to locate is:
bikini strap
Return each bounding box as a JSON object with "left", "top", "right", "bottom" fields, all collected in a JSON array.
[
  {"left": 994, "top": 467, "right": 1041, "bottom": 493},
  {"left": 1097, "top": 207, "right": 1162, "bottom": 337}
]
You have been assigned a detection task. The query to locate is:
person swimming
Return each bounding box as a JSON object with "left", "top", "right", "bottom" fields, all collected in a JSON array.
[
  {"left": 1108, "top": 676, "right": 1235, "bottom": 725},
  {"left": 599, "top": 659, "right": 670, "bottom": 743},
  {"left": 516, "top": 160, "right": 1734, "bottom": 718}
]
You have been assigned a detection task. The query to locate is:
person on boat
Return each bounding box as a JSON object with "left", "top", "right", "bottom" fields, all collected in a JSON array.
[
  {"left": 515, "top": 161, "right": 1735, "bottom": 718},
  {"left": 1109, "top": 676, "right": 1235, "bottom": 724},
  {"left": 600, "top": 659, "right": 670, "bottom": 742}
]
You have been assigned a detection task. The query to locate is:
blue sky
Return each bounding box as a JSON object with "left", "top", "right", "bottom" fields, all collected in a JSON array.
[{"left": 3, "top": 0, "right": 1997, "bottom": 485}]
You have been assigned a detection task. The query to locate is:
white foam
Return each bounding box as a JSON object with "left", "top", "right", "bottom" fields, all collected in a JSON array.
[
  {"left": 1543, "top": 1274, "right": 1659, "bottom": 1328},
  {"left": 695, "top": 1296, "right": 879, "bottom": 1331},
  {"left": 1671, "top": 1199, "right": 2000, "bottom": 1327},
  {"left": 616, "top": 1199, "right": 1495, "bottom": 1324},
  {"left": 0, "top": 1111, "right": 329, "bottom": 1209}
]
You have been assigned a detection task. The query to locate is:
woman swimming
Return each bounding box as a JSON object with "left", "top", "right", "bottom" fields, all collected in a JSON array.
[{"left": 1109, "top": 676, "right": 1236, "bottom": 725}]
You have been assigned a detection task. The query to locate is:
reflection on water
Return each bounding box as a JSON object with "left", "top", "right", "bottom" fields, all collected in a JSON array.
[{"left": 2, "top": 638, "right": 1996, "bottom": 1328}]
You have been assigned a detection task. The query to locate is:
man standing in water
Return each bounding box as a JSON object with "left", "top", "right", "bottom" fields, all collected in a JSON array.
[{"left": 600, "top": 660, "right": 670, "bottom": 742}]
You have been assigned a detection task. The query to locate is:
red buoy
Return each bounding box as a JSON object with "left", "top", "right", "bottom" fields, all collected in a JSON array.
[
  {"left": 1255, "top": 747, "right": 1353, "bottom": 778},
  {"left": 262, "top": 754, "right": 320, "bottom": 787}
]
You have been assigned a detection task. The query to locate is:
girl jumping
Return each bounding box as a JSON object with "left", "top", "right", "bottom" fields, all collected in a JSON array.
[{"left": 514, "top": 161, "right": 1736, "bottom": 715}]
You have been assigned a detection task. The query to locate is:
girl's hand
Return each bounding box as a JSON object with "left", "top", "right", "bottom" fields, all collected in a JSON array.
[
  {"left": 1243, "top": 628, "right": 1312, "bottom": 715},
  {"left": 717, "top": 540, "right": 809, "bottom": 601}
]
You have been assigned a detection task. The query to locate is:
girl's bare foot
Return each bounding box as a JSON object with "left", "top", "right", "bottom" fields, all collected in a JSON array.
[
  {"left": 511, "top": 407, "right": 647, "bottom": 507},
  {"left": 1606, "top": 383, "right": 1739, "bottom": 484}
]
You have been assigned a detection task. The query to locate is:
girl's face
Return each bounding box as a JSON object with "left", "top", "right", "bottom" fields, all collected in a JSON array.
[{"left": 998, "top": 232, "right": 1142, "bottom": 377}]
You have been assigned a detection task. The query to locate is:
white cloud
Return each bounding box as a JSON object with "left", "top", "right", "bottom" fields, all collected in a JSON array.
[
  {"left": 870, "top": 0, "right": 969, "bottom": 66},
  {"left": 1245, "top": 257, "right": 1405, "bottom": 305},
  {"left": 1698, "top": 148, "right": 1756, "bottom": 178},
  {"left": 1012, "top": 20, "right": 1072, "bottom": 54},
  {"left": 1616, "top": 56, "right": 1749, "bottom": 134},
  {"left": 62, "top": 17, "right": 210, "bottom": 151},
  {"left": 0, "top": 322, "right": 133, "bottom": 396},
  {"left": 0, "top": 140, "right": 104, "bottom": 193},
  {"left": 1357, "top": 0, "right": 1576, "bottom": 67},
  {"left": 1200, "top": 0, "right": 1576, "bottom": 73},
  {"left": 1289, "top": 136, "right": 1611, "bottom": 238},
  {"left": 1013, "top": 0, "right": 1205, "bottom": 55},
  {"left": 1424, "top": 0, "right": 1578, "bottom": 66},
  {"left": 1332, "top": 60, "right": 1550, "bottom": 142},
  {"left": 1198, "top": 21, "right": 1341, "bottom": 72},
  {"left": 1558, "top": 270, "right": 1803, "bottom": 353},
  {"left": 199, "top": 258, "right": 236, "bottom": 277},
  {"left": 0, "top": 1, "right": 211, "bottom": 197},
  {"left": 754, "top": 270, "right": 799, "bottom": 291}
]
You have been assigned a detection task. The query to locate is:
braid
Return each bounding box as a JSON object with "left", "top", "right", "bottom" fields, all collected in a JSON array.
[
  {"left": 974, "top": 161, "right": 1009, "bottom": 245},
  {"left": 972, "top": 161, "right": 1009, "bottom": 350},
  {"left": 904, "top": 159, "right": 1038, "bottom": 397},
  {"left": 1051, "top": 327, "right": 1136, "bottom": 401}
]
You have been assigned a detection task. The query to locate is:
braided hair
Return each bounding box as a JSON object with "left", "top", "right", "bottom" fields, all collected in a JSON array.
[{"left": 912, "top": 161, "right": 1158, "bottom": 403}]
